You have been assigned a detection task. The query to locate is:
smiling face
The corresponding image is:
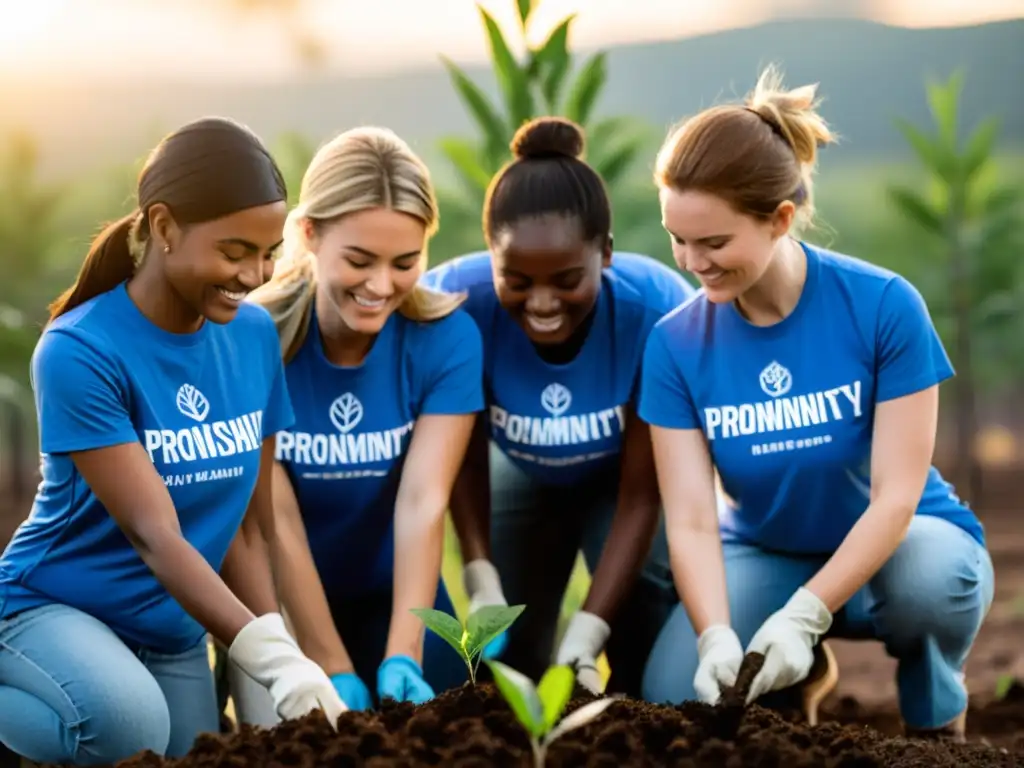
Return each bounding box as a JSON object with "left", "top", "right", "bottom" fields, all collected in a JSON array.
[
  {"left": 152, "top": 201, "right": 288, "bottom": 324},
  {"left": 490, "top": 214, "right": 610, "bottom": 345},
  {"left": 309, "top": 206, "right": 426, "bottom": 336},
  {"left": 659, "top": 187, "right": 793, "bottom": 304}
]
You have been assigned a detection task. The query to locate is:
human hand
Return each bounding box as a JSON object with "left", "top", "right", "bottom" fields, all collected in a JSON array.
[
  {"left": 463, "top": 559, "right": 509, "bottom": 660},
  {"left": 693, "top": 624, "right": 744, "bottom": 705},
  {"left": 555, "top": 610, "right": 610, "bottom": 694},
  {"left": 228, "top": 612, "right": 347, "bottom": 728},
  {"left": 745, "top": 587, "right": 833, "bottom": 704},
  {"left": 330, "top": 672, "right": 373, "bottom": 711},
  {"left": 377, "top": 655, "right": 435, "bottom": 705}
]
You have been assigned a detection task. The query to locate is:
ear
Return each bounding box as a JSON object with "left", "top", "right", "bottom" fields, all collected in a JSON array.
[
  {"left": 148, "top": 203, "right": 182, "bottom": 252},
  {"left": 301, "top": 217, "right": 320, "bottom": 254},
  {"left": 770, "top": 201, "right": 797, "bottom": 240},
  {"left": 601, "top": 234, "right": 613, "bottom": 269}
]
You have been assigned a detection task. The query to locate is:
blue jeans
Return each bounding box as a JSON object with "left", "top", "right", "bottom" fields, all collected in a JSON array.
[
  {"left": 0, "top": 603, "right": 217, "bottom": 765},
  {"left": 642, "top": 515, "right": 995, "bottom": 729},
  {"left": 488, "top": 443, "right": 677, "bottom": 696},
  {"left": 226, "top": 581, "right": 467, "bottom": 726}
]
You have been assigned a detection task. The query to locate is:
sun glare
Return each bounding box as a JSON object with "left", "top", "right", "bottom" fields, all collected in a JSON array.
[{"left": 0, "top": 0, "right": 69, "bottom": 60}]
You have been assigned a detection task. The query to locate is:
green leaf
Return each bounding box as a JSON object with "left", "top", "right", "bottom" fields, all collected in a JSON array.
[
  {"left": 563, "top": 52, "right": 606, "bottom": 126},
  {"left": 925, "top": 71, "right": 963, "bottom": 153},
  {"left": 438, "top": 136, "right": 493, "bottom": 194},
  {"left": 542, "top": 697, "right": 617, "bottom": 745},
  {"left": 516, "top": 0, "right": 534, "bottom": 30},
  {"left": 477, "top": 5, "right": 533, "bottom": 132},
  {"left": 962, "top": 116, "right": 1000, "bottom": 181},
  {"left": 465, "top": 604, "right": 525, "bottom": 658},
  {"left": 485, "top": 659, "right": 545, "bottom": 737},
  {"left": 536, "top": 665, "right": 574, "bottom": 731},
  {"left": 440, "top": 55, "right": 509, "bottom": 164},
  {"left": 894, "top": 119, "right": 957, "bottom": 183},
  {"left": 534, "top": 15, "right": 574, "bottom": 111},
  {"left": 410, "top": 608, "right": 467, "bottom": 660},
  {"left": 591, "top": 141, "right": 641, "bottom": 186},
  {"left": 888, "top": 185, "right": 944, "bottom": 234}
]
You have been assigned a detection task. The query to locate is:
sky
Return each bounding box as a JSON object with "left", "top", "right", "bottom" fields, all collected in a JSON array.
[{"left": 0, "top": 0, "right": 1020, "bottom": 79}]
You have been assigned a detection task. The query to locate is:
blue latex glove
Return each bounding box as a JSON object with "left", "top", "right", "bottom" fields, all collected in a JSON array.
[
  {"left": 481, "top": 631, "right": 508, "bottom": 660},
  {"left": 330, "top": 672, "right": 373, "bottom": 711},
  {"left": 377, "top": 655, "right": 435, "bottom": 704}
]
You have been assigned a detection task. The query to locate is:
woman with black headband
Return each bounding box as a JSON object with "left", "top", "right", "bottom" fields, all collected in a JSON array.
[{"left": 0, "top": 117, "right": 345, "bottom": 766}]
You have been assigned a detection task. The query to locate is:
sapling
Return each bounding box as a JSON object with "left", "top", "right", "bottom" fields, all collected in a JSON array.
[
  {"left": 410, "top": 604, "right": 524, "bottom": 684},
  {"left": 485, "top": 660, "right": 617, "bottom": 768}
]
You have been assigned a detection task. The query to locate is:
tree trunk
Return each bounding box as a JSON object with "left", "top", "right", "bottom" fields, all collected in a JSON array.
[{"left": 948, "top": 204, "right": 980, "bottom": 505}]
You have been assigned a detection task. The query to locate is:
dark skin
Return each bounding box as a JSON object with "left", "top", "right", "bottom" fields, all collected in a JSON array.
[
  {"left": 71, "top": 201, "right": 288, "bottom": 648},
  {"left": 449, "top": 214, "right": 662, "bottom": 623}
]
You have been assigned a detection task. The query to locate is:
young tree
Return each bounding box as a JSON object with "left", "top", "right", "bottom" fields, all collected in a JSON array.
[{"left": 887, "top": 71, "right": 1022, "bottom": 503}]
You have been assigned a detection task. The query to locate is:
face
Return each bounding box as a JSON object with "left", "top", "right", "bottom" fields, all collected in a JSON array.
[
  {"left": 491, "top": 215, "right": 610, "bottom": 345},
  {"left": 150, "top": 201, "right": 288, "bottom": 324},
  {"left": 308, "top": 207, "right": 426, "bottom": 336},
  {"left": 659, "top": 187, "right": 794, "bottom": 303}
]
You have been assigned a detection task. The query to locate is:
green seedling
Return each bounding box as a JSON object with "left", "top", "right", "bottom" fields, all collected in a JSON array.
[
  {"left": 410, "top": 604, "right": 525, "bottom": 684},
  {"left": 485, "top": 660, "right": 617, "bottom": 767}
]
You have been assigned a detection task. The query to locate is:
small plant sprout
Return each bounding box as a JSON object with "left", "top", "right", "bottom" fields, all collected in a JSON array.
[
  {"left": 484, "top": 660, "right": 617, "bottom": 768},
  {"left": 410, "top": 604, "right": 525, "bottom": 684}
]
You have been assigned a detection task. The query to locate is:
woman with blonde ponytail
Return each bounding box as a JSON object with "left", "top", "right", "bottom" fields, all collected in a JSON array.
[
  {"left": 225, "top": 126, "right": 482, "bottom": 721},
  {"left": 638, "top": 66, "right": 992, "bottom": 742}
]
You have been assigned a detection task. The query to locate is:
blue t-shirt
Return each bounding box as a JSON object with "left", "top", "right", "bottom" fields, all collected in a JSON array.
[
  {"left": 638, "top": 241, "right": 984, "bottom": 553},
  {"left": 0, "top": 282, "right": 294, "bottom": 653},
  {"left": 423, "top": 251, "right": 694, "bottom": 487},
  {"left": 274, "top": 305, "right": 484, "bottom": 600}
]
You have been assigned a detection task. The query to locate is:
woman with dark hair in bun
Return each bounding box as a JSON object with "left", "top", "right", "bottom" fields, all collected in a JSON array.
[
  {"left": 423, "top": 116, "right": 696, "bottom": 696},
  {"left": 0, "top": 117, "right": 345, "bottom": 766}
]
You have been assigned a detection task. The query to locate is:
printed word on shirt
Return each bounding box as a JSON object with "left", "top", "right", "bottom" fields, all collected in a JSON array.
[{"left": 703, "top": 361, "right": 863, "bottom": 456}]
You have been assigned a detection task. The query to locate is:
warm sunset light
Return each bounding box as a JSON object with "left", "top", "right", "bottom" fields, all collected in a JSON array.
[{"left": 0, "top": 0, "right": 68, "bottom": 60}]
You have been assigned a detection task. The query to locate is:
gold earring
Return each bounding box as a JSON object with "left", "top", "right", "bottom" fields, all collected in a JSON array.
[{"left": 163, "top": 244, "right": 171, "bottom": 254}]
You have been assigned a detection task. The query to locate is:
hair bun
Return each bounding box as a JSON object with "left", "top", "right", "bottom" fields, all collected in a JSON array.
[{"left": 510, "top": 117, "right": 585, "bottom": 160}]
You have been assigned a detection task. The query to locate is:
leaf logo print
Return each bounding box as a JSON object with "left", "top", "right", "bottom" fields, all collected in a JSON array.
[
  {"left": 758, "top": 361, "right": 793, "bottom": 398},
  {"left": 540, "top": 383, "right": 572, "bottom": 417},
  {"left": 176, "top": 383, "right": 210, "bottom": 423},
  {"left": 329, "top": 393, "right": 364, "bottom": 434}
]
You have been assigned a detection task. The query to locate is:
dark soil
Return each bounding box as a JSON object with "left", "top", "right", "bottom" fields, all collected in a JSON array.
[{"left": 101, "top": 681, "right": 1020, "bottom": 768}]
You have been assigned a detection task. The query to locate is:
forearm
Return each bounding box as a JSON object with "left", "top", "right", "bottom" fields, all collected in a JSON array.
[
  {"left": 805, "top": 498, "right": 915, "bottom": 612},
  {"left": 582, "top": 500, "right": 660, "bottom": 622},
  {"left": 269, "top": 519, "right": 353, "bottom": 674},
  {"left": 136, "top": 529, "right": 255, "bottom": 647},
  {"left": 220, "top": 520, "right": 280, "bottom": 618},
  {"left": 669, "top": 530, "right": 731, "bottom": 636},
  {"left": 387, "top": 495, "right": 446, "bottom": 662}
]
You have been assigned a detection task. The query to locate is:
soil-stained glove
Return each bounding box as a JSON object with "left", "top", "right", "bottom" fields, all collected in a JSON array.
[
  {"left": 744, "top": 587, "right": 833, "bottom": 704},
  {"left": 555, "top": 610, "right": 610, "bottom": 694},
  {"left": 330, "top": 672, "right": 373, "bottom": 711},
  {"left": 377, "top": 655, "right": 435, "bottom": 704},
  {"left": 463, "top": 559, "right": 509, "bottom": 659},
  {"left": 228, "top": 613, "right": 347, "bottom": 727},
  {"left": 693, "top": 624, "right": 744, "bottom": 705}
]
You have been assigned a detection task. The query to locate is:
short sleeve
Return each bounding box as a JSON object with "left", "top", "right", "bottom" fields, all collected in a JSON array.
[
  {"left": 419, "top": 311, "right": 485, "bottom": 416},
  {"left": 419, "top": 262, "right": 455, "bottom": 293},
  {"left": 875, "top": 276, "right": 954, "bottom": 403},
  {"left": 637, "top": 321, "right": 701, "bottom": 429},
  {"left": 31, "top": 330, "right": 139, "bottom": 455},
  {"left": 257, "top": 313, "right": 295, "bottom": 437}
]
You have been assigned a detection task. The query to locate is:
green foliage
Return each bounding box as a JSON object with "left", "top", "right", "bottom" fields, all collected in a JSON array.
[
  {"left": 411, "top": 604, "right": 524, "bottom": 684},
  {"left": 271, "top": 131, "right": 318, "bottom": 207},
  {"left": 485, "top": 660, "right": 617, "bottom": 767},
  {"left": 433, "top": 0, "right": 654, "bottom": 260}
]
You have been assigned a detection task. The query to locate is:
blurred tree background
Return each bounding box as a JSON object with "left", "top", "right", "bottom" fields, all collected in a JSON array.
[{"left": 0, "top": 0, "right": 1021, "bottom": 642}]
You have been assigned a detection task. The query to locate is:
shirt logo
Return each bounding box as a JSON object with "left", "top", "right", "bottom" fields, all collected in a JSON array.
[
  {"left": 540, "top": 383, "right": 572, "bottom": 417},
  {"left": 329, "top": 393, "right": 364, "bottom": 434},
  {"left": 176, "top": 383, "right": 210, "bottom": 422},
  {"left": 759, "top": 361, "right": 792, "bottom": 398}
]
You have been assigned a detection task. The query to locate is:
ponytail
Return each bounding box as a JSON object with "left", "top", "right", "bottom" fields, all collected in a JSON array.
[{"left": 48, "top": 211, "right": 140, "bottom": 323}]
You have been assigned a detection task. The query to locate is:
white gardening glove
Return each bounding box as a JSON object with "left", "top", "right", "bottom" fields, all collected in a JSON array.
[
  {"left": 555, "top": 610, "right": 610, "bottom": 694},
  {"left": 693, "top": 624, "right": 744, "bottom": 704},
  {"left": 228, "top": 613, "right": 347, "bottom": 728},
  {"left": 462, "top": 558, "right": 507, "bottom": 614},
  {"left": 745, "top": 587, "right": 833, "bottom": 704}
]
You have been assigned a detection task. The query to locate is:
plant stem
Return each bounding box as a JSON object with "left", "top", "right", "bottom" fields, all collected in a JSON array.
[{"left": 531, "top": 737, "right": 545, "bottom": 768}]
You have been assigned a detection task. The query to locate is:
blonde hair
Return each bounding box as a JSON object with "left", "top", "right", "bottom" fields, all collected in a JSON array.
[
  {"left": 654, "top": 65, "right": 838, "bottom": 234},
  {"left": 248, "top": 126, "right": 464, "bottom": 362}
]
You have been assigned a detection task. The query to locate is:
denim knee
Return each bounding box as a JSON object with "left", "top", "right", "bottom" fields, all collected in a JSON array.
[{"left": 870, "top": 519, "right": 994, "bottom": 655}]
